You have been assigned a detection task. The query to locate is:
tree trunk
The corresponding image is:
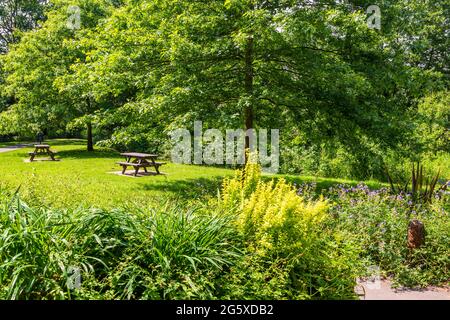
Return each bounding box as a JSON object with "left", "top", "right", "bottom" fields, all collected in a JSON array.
[
  {"left": 87, "top": 121, "right": 94, "bottom": 152},
  {"left": 244, "top": 35, "right": 254, "bottom": 156},
  {"left": 86, "top": 97, "right": 94, "bottom": 152}
]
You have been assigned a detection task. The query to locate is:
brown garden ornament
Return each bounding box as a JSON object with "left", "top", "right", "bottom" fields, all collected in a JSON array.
[{"left": 407, "top": 219, "right": 425, "bottom": 249}]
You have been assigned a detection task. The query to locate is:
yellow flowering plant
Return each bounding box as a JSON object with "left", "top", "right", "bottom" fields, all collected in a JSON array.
[{"left": 220, "top": 158, "right": 362, "bottom": 299}]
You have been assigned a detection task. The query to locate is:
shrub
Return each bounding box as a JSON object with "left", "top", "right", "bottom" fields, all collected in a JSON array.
[
  {"left": 327, "top": 183, "right": 450, "bottom": 287},
  {"left": 219, "top": 161, "right": 362, "bottom": 299}
]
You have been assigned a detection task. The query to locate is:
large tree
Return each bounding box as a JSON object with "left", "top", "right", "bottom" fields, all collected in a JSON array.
[
  {"left": 1, "top": 0, "right": 447, "bottom": 173},
  {"left": 76, "top": 1, "right": 422, "bottom": 151},
  {"left": 0, "top": 0, "right": 48, "bottom": 54},
  {"left": 0, "top": 0, "right": 47, "bottom": 124},
  {"left": 1, "top": 0, "right": 117, "bottom": 149}
]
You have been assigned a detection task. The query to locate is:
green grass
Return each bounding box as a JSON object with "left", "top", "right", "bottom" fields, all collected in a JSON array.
[
  {"left": 0, "top": 139, "right": 232, "bottom": 208},
  {"left": 0, "top": 139, "right": 386, "bottom": 209}
]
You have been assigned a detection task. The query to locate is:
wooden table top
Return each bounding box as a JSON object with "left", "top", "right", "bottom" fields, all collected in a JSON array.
[
  {"left": 120, "top": 152, "right": 158, "bottom": 158},
  {"left": 34, "top": 144, "right": 50, "bottom": 148}
]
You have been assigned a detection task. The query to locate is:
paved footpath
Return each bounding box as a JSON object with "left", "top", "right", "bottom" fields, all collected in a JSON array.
[
  {"left": 0, "top": 144, "right": 31, "bottom": 153},
  {"left": 357, "top": 279, "right": 449, "bottom": 300}
]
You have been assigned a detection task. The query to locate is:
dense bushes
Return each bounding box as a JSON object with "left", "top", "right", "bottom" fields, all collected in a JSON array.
[
  {"left": 0, "top": 162, "right": 447, "bottom": 299},
  {"left": 323, "top": 184, "right": 449, "bottom": 287},
  {"left": 0, "top": 164, "right": 365, "bottom": 300},
  {"left": 219, "top": 162, "right": 361, "bottom": 299},
  {"left": 0, "top": 195, "right": 241, "bottom": 299},
  {"left": 280, "top": 118, "right": 450, "bottom": 182}
]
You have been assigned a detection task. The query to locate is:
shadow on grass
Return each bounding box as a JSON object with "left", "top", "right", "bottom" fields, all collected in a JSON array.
[
  {"left": 1, "top": 139, "right": 88, "bottom": 147},
  {"left": 53, "top": 148, "right": 120, "bottom": 159},
  {"left": 278, "top": 175, "right": 385, "bottom": 192},
  {"left": 140, "top": 171, "right": 386, "bottom": 201},
  {"left": 140, "top": 176, "right": 225, "bottom": 200},
  {"left": 43, "top": 139, "right": 88, "bottom": 146}
]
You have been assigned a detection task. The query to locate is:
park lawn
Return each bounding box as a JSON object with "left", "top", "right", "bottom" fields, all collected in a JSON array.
[
  {"left": 0, "top": 139, "right": 385, "bottom": 209},
  {"left": 0, "top": 139, "right": 233, "bottom": 208}
]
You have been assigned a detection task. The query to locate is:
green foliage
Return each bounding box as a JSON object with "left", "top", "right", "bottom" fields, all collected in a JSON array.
[
  {"left": 0, "top": 0, "right": 448, "bottom": 298},
  {"left": 0, "top": 140, "right": 447, "bottom": 298},
  {"left": 0, "top": 0, "right": 117, "bottom": 145},
  {"left": 101, "top": 205, "right": 241, "bottom": 299},
  {"left": 327, "top": 183, "right": 449, "bottom": 287},
  {"left": 0, "top": 191, "right": 242, "bottom": 299},
  {"left": 3, "top": 0, "right": 447, "bottom": 178},
  {"left": 0, "top": 0, "right": 47, "bottom": 53},
  {"left": 417, "top": 91, "right": 450, "bottom": 155},
  {"left": 0, "top": 160, "right": 366, "bottom": 300},
  {"left": 386, "top": 162, "right": 449, "bottom": 205},
  {"left": 93, "top": 100, "right": 169, "bottom": 154},
  {"left": 219, "top": 161, "right": 362, "bottom": 299}
]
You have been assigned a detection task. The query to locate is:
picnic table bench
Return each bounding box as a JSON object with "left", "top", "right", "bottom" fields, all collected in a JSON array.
[
  {"left": 117, "top": 152, "right": 166, "bottom": 176},
  {"left": 29, "top": 144, "right": 58, "bottom": 161}
]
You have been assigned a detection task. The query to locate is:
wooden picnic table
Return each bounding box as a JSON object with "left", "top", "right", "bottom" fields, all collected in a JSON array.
[
  {"left": 29, "top": 144, "right": 58, "bottom": 161},
  {"left": 117, "top": 152, "right": 166, "bottom": 176}
]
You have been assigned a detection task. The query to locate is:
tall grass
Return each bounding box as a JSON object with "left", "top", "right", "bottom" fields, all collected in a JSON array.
[
  {"left": 0, "top": 192, "right": 241, "bottom": 299},
  {"left": 105, "top": 204, "right": 241, "bottom": 299}
]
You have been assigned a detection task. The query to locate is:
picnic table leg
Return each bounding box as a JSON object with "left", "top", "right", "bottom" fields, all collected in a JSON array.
[
  {"left": 140, "top": 159, "right": 148, "bottom": 173},
  {"left": 150, "top": 158, "right": 160, "bottom": 174},
  {"left": 135, "top": 159, "right": 145, "bottom": 176},
  {"left": 122, "top": 165, "right": 127, "bottom": 174},
  {"left": 30, "top": 154, "right": 35, "bottom": 162}
]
